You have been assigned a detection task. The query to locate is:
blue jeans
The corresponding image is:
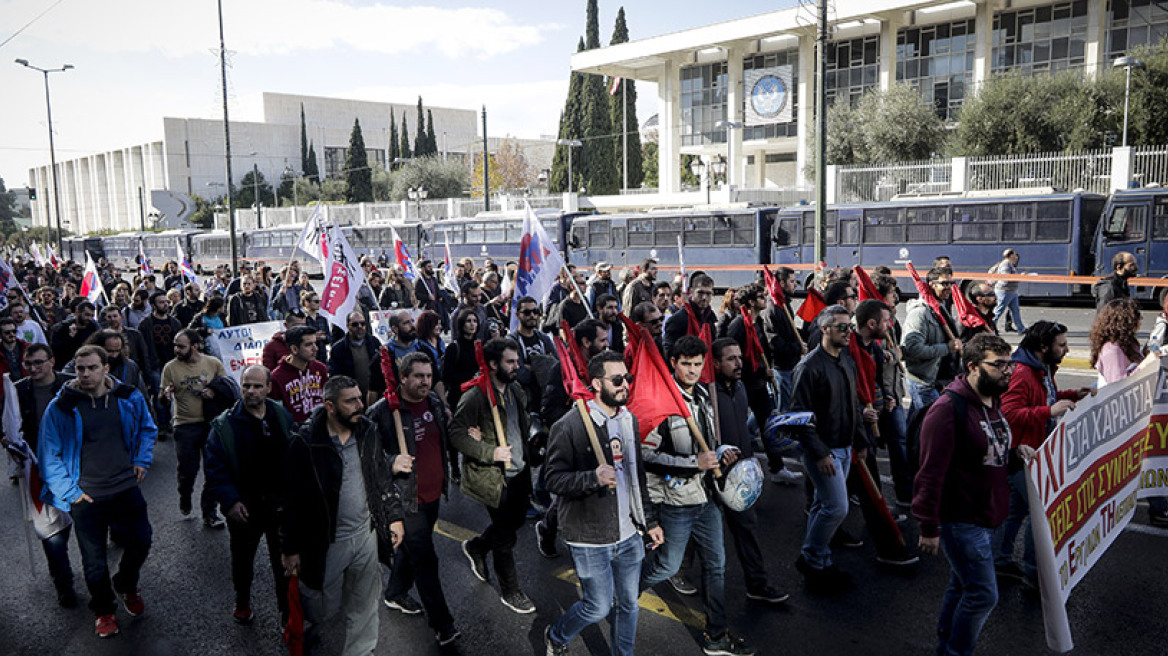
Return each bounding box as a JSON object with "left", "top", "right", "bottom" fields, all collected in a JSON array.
[
  {"left": 881, "top": 404, "right": 913, "bottom": 504},
  {"left": 908, "top": 379, "right": 941, "bottom": 425},
  {"left": 550, "top": 534, "right": 645, "bottom": 656},
  {"left": 72, "top": 486, "right": 153, "bottom": 616},
  {"left": 640, "top": 502, "right": 726, "bottom": 636},
  {"left": 992, "top": 469, "right": 1036, "bottom": 579},
  {"left": 775, "top": 369, "right": 794, "bottom": 413},
  {"left": 42, "top": 525, "right": 74, "bottom": 595},
  {"left": 801, "top": 447, "right": 852, "bottom": 569},
  {"left": 993, "top": 291, "right": 1024, "bottom": 333},
  {"left": 937, "top": 523, "right": 999, "bottom": 656}
]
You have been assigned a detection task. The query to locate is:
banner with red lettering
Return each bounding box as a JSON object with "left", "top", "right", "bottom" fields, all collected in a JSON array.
[
  {"left": 1025, "top": 355, "right": 1160, "bottom": 652},
  {"left": 210, "top": 321, "right": 284, "bottom": 383}
]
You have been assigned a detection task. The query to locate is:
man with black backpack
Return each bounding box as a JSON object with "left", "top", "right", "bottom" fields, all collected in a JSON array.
[{"left": 913, "top": 333, "right": 1020, "bottom": 656}]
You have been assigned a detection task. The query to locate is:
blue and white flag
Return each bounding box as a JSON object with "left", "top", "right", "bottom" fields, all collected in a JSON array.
[
  {"left": 138, "top": 239, "right": 153, "bottom": 276},
  {"left": 391, "top": 226, "right": 417, "bottom": 282},
  {"left": 511, "top": 203, "right": 565, "bottom": 332},
  {"left": 176, "top": 238, "right": 198, "bottom": 285}
]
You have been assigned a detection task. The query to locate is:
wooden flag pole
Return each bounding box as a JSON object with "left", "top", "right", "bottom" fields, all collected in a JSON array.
[
  {"left": 575, "top": 399, "right": 615, "bottom": 489},
  {"left": 782, "top": 304, "right": 806, "bottom": 350},
  {"left": 391, "top": 409, "right": 409, "bottom": 460},
  {"left": 852, "top": 451, "right": 905, "bottom": 548},
  {"left": 684, "top": 415, "right": 722, "bottom": 478}
]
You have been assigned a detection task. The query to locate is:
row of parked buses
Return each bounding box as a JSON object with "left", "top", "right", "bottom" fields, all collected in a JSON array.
[{"left": 60, "top": 186, "right": 1168, "bottom": 302}]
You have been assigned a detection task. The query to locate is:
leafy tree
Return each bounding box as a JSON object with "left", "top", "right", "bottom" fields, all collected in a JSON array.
[
  {"left": 550, "top": 38, "right": 588, "bottom": 193},
  {"left": 680, "top": 154, "right": 700, "bottom": 186},
  {"left": 609, "top": 7, "right": 643, "bottom": 190},
  {"left": 858, "top": 83, "right": 946, "bottom": 162},
  {"left": 1126, "top": 40, "right": 1168, "bottom": 147},
  {"left": 305, "top": 141, "right": 320, "bottom": 181},
  {"left": 400, "top": 115, "right": 412, "bottom": 160},
  {"left": 585, "top": 0, "right": 600, "bottom": 49},
  {"left": 320, "top": 178, "right": 348, "bottom": 202},
  {"left": 372, "top": 163, "right": 394, "bottom": 202},
  {"left": 7, "top": 226, "right": 66, "bottom": 250},
  {"left": 292, "top": 177, "right": 322, "bottom": 205},
  {"left": 641, "top": 141, "right": 659, "bottom": 188},
  {"left": 469, "top": 152, "right": 506, "bottom": 198},
  {"left": 493, "top": 139, "right": 536, "bottom": 191},
  {"left": 391, "top": 155, "right": 468, "bottom": 201},
  {"left": 344, "top": 118, "right": 373, "bottom": 203},
  {"left": 189, "top": 194, "right": 216, "bottom": 229},
  {"left": 234, "top": 169, "right": 275, "bottom": 211},
  {"left": 576, "top": 0, "right": 619, "bottom": 194},
  {"left": 299, "top": 103, "right": 310, "bottom": 176},
  {"left": 0, "top": 177, "right": 17, "bottom": 228},
  {"left": 389, "top": 108, "right": 399, "bottom": 165},
  {"left": 414, "top": 97, "right": 428, "bottom": 156}
]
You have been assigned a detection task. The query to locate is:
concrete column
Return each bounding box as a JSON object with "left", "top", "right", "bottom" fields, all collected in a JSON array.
[
  {"left": 726, "top": 45, "right": 745, "bottom": 188},
  {"left": 796, "top": 33, "right": 816, "bottom": 188},
  {"left": 1085, "top": 0, "right": 1107, "bottom": 77},
  {"left": 973, "top": 0, "right": 993, "bottom": 90},
  {"left": 951, "top": 157, "right": 969, "bottom": 192},
  {"left": 879, "top": 14, "right": 902, "bottom": 90},
  {"left": 658, "top": 58, "right": 682, "bottom": 193},
  {"left": 1111, "top": 146, "right": 1133, "bottom": 192},
  {"left": 826, "top": 164, "right": 838, "bottom": 205}
]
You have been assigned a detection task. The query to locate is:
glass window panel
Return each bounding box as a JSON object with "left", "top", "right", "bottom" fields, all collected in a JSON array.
[
  {"left": 655, "top": 217, "right": 682, "bottom": 247},
  {"left": 730, "top": 215, "right": 755, "bottom": 246},
  {"left": 1003, "top": 221, "right": 1033, "bottom": 241},
  {"left": 1153, "top": 213, "right": 1168, "bottom": 240},
  {"left": 628, "top": 218, "right": 653, "bottom": 246},
  {"left": 685, "top": 216, "right": 712, "bottom": 246}
]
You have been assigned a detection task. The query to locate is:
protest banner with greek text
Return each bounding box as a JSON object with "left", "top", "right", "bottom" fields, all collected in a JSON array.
[{"left": 210, "top": 321, "right": 283, "bottom": 383}]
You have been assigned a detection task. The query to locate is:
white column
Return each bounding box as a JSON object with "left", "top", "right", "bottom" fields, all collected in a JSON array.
[
  {"left": 951, "top": 157, "right": 969, "bottom": 192},
  {"left": 1111, "top": 146, "right": 1133, "bottom": 192},
  {"left": 1085, "top": 0, "right": 1107, "bottom": 76},
  {"left": 658, "top": 58, "right": 682, "bottom": 193},
  {"left": 973, "top": 0, "right": 993, "bottom": 90},
  {"left": 879, "top": 14, "right": 902, "bottom": 90},
  {"left": 796, "top": 33, "right": 816, "bottom": 188},
  {"left": 726, "top": 45, "right": 745, "bottom": 188}
]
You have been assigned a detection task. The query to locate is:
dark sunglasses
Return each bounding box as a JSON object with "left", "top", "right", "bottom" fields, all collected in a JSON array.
[
  {"left": 519, "top": 308, "right": 541, "bottom": 317},
  {"left": 829, "top": 323, "right": 854, "bottom": 332},
  {"left": 349, "top": 321, "right": 367, "bottom": 327},
  {"left": 606, "top": 374, "right": 635, "bottom": 386}
]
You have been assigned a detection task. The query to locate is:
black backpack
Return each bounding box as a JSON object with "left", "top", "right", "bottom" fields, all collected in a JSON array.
[{"left": 906, "top": 389, "right": 967, "bottom": 475}]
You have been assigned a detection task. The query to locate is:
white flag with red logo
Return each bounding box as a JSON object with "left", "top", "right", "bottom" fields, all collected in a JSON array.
[
  {"left": 29, "top": 242, "right": 47, "bottom": 268},
  {"left": 79, "top": 252, "right": 105, "bottom": 303},
  {"left": 295, "top": 204, "right": 329, "bottom": 264},
  {"left": 296, "top": 206, "right": 367, "bottom": 332}
]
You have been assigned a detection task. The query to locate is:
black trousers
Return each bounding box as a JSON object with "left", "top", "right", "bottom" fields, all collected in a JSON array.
[
  {"left": 228, "top": 502, "right": 288, "bottom": 619},
  {"left": 385, "top": 499, "right": 454, "bottom": 631},
  {"left": 72, "top": 486, "right": 152, "bottom": 616},
  {"left": 174, "top": 422, "right": 215, "bottom": 518},
  {"left": 466, "top": 469, "right": 532, "bottom": 594},
  {"left": 723, "top": 505, "right": 768, "bottom": 592}
]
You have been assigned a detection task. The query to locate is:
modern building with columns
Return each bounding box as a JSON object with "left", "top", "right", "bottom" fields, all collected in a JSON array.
[{"left": 573, "top": 0, "right": 1165, "bottom": 193}]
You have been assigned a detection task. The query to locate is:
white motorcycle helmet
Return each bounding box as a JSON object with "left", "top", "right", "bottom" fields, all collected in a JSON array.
[{"left": 713, "top": 445, "right": 764, "bottom": 512}]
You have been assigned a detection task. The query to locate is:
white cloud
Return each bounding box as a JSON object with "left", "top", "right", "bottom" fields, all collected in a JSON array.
[{"left": 3, "top": 0, "right": 560, "bottom": 60}]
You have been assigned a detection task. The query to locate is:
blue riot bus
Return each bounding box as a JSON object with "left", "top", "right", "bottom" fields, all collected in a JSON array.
[
  {"left": 1093, "top": 186, "right": 1168, "bottom": 304},
  {"left": 772, "top": 190, "right": 1108, "bottom": 299},
  {"left": 424, "top": 209, "right": 580, "bottom": 266}
]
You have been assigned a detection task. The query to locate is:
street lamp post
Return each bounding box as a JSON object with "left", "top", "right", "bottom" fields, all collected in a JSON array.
[
  {"left": 15, "top": 59, "right": 73, "bottom": 252},
  {"left": 556, "top": 139, "right": 583, "bottom": 192},
  {"left": 252, "top": 162, "right": 263, "bottom": 230},
  {"left": 690, "top": 158, "right": 710, "bottom": 205},
  {"left": 408, "top": 186, "right": 429, "bottom": 219},
  {"left": 283, "top": 165, "right": 300, "bottom": 220},
  {"left": 1113, "top": 56, "right": 1145, "bottom": 148}
]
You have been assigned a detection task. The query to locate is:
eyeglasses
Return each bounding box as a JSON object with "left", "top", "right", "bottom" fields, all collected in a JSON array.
[
  {"left": 519, "top": 308, "right": 541, "bottom": 317},
  {"left": 845, "top": 294, "right": 858, "bottom": 300},
  {"left": 933, "top": 281, "right": 955, "bottom": 287},
  {"left": 607, "top": 374, "right": 635, "bottom": 386},
  {"left": 1, "top": 330, "right": 16, "bottom": 336},
  {"left": 645, "top": 317, "right": 663, "bottom": 326},
  {"left": 349, "top": 321, "right": 367, "bottom": 327},
  {"left": 828, "top": 323, "right": 854, "bottom": 332},
  {"left": 982, "top": 360, "right": 1017, "bottom": 372},
  {"left": 23, "top": 359, "right": 49, "bottom": 367}
]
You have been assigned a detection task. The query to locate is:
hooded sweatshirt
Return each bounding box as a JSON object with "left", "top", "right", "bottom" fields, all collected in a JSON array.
[{"left": 1001, "top": 347, "right": 1079, "bottom": 450}]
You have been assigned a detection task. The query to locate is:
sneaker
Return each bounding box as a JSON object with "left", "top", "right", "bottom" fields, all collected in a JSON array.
[
  {"left": 535, "top": 520, "right": 559, "bottom": 558},
  {"left": 499, "top": 590, "right": 536, "bottom": 614},
  {"left": 702, "top": 631, "right": 755, "bottom": 656},
  {"left": 770, "top": 468, "right": 803, "bottom": 485},
  {"left": 203, "top": 514, "right": 226, "bottom": 530},
  {"left": 1149, "top": 511, "right": 1168, "bottom": 528},
  {"left": 121, "top": 590, "right": 145, "bottom": 617},
  {"left": 994, "top": 562, "right": 1027, "bottom": 582},
  {"left": 384, "top": 594, "right": 423, "bottom": 615},
  {"left": 462, "top": 540, "right": 489, "bottom": 583},
  {"left": 876, "top": 551, "right": 920, "bottom": 567},
  {"left": 179, "top": 495, "right": 192, "bottom": 517},
  {"left": 436, "top": 625, "right": 461, "bottom": 647},
  {"left": 795, "top": 555, "right": 852, "bottom": 592},
  {"left": 745, "top": 585, "right": 790, "bottom": 604},
  {"left": 95, "top": 614, "right": 119, "bottom": 638},
  {"left": 668, "top": 574, "right": 698, "bottom": 596},
  {"left": 544, "top": 625, "right": 569, "bottom": 656},
  {"left": 232, "top": 604, "right": 254, "bottom": 624},
  {"left": 830, "top": 528, "right": 864, "bottom": 549}
]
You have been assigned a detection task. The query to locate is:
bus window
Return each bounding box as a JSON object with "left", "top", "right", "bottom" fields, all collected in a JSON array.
[
  {"left": 570, "top": 224, "right": 586, "bottom": 248},
  {"left": 775, "top": 216, "right": 797, "bottom": 246},
  {"left": 801, "top": 211, "right": 836, "bottom": 245},
  {"left": 1002, "top": 203, "right": 1035, "bottom": 242},
  {"left": 588, "top": 220, "right": 611, "bottom": 248},
  {"left": 905, "top": 206, "right": 948, "bottom": 243},
  {"left": 484, "top": 223, "right": 506, "bottom": 243},
  {"left": 1035, "top": 200, "right": 1072, "bottom": 242},
  {"left": 656, "top": 217, "right": 682, "bottom": 247},
  {"left": 504, "top": 221, "right": 523, "bottom": 242},
  {"left": 686, "top": 216, "right": 712, "bottom": 246},
  {"left": 1102, "top": 205, "right": 1147, "bottom": 242},
  {"left": 951, "top": 204, "right": 998, "bottom": 242},
  {"left": 863, "top": 208, "right": 903, "bottom": 244},
  {"left": 839, "top": 214, "right": 860, "bottom": 245},
  {"left": 464, "top": 224, "right": 485, "bottom": 244},
  {"left": 628, "top": 218, "right": 653, "bottom": 247},
  {"left": 729, "top": 214, "right": 755, "bottom": 246}
]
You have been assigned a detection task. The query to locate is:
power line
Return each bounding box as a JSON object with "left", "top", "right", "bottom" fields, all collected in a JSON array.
[{"left": 0, "top": 0, "right": 68, "bottom": 50}]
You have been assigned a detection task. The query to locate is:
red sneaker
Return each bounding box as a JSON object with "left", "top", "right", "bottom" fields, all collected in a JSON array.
[
  {"left": 232, "top": 604, "right": 254, "bottom": 624},
  {"left": 95, "top": 614, "right": 119, "bottom": 638},
  {"left": 121, "top": 590, "right": 145, "bottom": 617}
]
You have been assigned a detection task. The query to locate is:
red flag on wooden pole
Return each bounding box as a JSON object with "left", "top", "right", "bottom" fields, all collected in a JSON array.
[
  {"left": 796, "top": 286, "right": 828, "bottom": 323},
  {"left": 905, "top": 262, "right": 956, "bottom": 341},
  {"left": 853, "top": 265, "right": 883, "bottom": 303},
  {"left": 628, "top": 332, "right": 692, "bottom": 442},
  {"left": 698, "top": 323, "right": 715, "bottom": 384},
  {"left": 554, "top": 336, "right": 594, "bottom": 401},
  {"left": 740, "top": 306, "right": 766, "bottom": 373},
  {"left": 761, "top": 266, "right": 786, "bottom": 306}
]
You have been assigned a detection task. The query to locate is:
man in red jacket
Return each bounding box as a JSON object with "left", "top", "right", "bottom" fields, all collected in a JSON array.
[{"left": 997, "top": 321, "right": 1090, "bottom": 588}]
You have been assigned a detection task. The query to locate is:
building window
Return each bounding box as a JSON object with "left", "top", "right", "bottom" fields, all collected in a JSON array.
[
  {"left": 324, "top": 147, "right": 347, "bottom": 178},
  {"left": 826, "top": 35, "right": 880, "bottom": 107},
  {"left": 680, "top": 62, "right": 728, "bottom": 147},
  {"left": 742, "top": 50, "right": 799, "bottom": 140},
  {"left": 367, "top": 149, "right": 386, "bottom": 169},
  {"left": 1108, "top": 0, "right": 1168, "bottom": 57},
  {"left": 897, "top": 19, "right": 976, "bottom": 119},
  {"left": 992, "top": 0, "right": 1089, "bottom": 74}
]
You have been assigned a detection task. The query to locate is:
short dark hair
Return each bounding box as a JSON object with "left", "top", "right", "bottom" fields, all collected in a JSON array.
[
  {"left": 854, "top": 299, "right": 889, "bottom": 328},
  {"left": 388, "top": 311, "right": 409, "bottom": 331},
  {"left": 653, "top": 281, "right": 672, "bottom": 295},
  {"left": 711, "top": 337, "right": 739, "bottom": 361},
  {"left": 872, "top": 274, "right": 899, "bottom": 297},
  {"left": 203, "top": 296, "right": 224, "bottom": 314},
  {"left": 670, "top": 335, "right": 708, "bottom": 361},
  {"left": 630, "top": 301, "right": 658, "bottom": 323},
  {"left": 75, "top": 344, "right": 108, "bottom": 365},
  {"left": 691, "top": 273, "right": 714, "bottom": 289},
  {"left": 285, "top": 324, "right": 317, "bottom": 349},
  {"left": 400, "top": 351, "right": 433, "bottom": 378},
  {"left": 587, "top": 351, "right": 625, "bottom": 380},
  {"left": 926, "top": 266, "right": 953, "bottom": 283},
  {"left": 776, "top": 266, "right": 795, "bottom": 283},
  {"left": 0, "top": 317, "right": 15, "bottom": 332},
  {"left": 24, "top": 343, "right": 52, "bottom": 360},
  {"left": 76, "top": 300, "right": 96, "bottom": 314},
  {"left": 516, "top": 295, "right": 538, "bottom": 310},
  {"left": 963, "top": 333, "right": 1012, "bottom": 370},
  {"left": 734, "top": 283, "right": 762, "bottom": 307},
  {"left": 88, "top": 329, "right": 124, "bottom": 351},
  {"left": 573, "top": 318, "right": 606, "bottom": 347},
  {"left": 176, "top": 328, "right": 203, "bottom": 348},
  {"left": 149, "top": 290, "right": 168, "bottom": 307},
  {"left": 640, "top": 257, "right": 658, "bottom": 272},
  {"left": 483, "top": 337, "right": 519, "bottom": 367},
  {"left": 1019, "top": 320, "right": 1068, "bottom": 354},
  {"left": 461, "top": 280, "right": 481, "bottom": 296},
  {"left": 595, "top": 293, "right": 618, "bottom": 310},
  {"left": 323, "top": 375, "right": 359, "bottom": 404},
  {"left": 824, "top": 281, "right": 853, "bottom": 305},
  {"left": 873, "top": 265, "right": 892, "bottom": 276}
]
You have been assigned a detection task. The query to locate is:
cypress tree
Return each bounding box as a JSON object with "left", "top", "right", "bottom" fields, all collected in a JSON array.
[
  {"left": 389, "top": 108, "right": 399, "bottom": 165},
  {"left": 305, "top": 141, "right": 319, "bottom": 181},
  {"left": 299, "top": 103, "right": 310, "bottom": 175},
  {"left": 414, "top": 97, "right": 427, "bottom": 156},
  {"left": 550, "top": 38, "right": 587, "bottom": 193},
  {"left": 344, "top": 118, "right": 373, "bottom": 202},
  {"left": 610, "top": 7, "right": 643, "bottom": 189},
  {"left": 579, "top": 0, "right": 618, "bottom": 194},
  {"left": 426, "top": 110, "right": 438, "bottom": 156},
  {"left": 400, "top": 115, "right": 412, "bottom": 159},
  {"left": 585, "top": 0, "right": 600, "bottom": 49}
]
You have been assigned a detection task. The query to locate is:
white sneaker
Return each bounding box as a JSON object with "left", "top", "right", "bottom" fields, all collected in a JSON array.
[{"left": 770, "top": 469, "right": 803, "bottom": 485}]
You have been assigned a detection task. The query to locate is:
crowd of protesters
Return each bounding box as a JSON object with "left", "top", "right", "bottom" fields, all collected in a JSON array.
[{"left": 0, "top": 246, "right": 1164, "bottom": 656}]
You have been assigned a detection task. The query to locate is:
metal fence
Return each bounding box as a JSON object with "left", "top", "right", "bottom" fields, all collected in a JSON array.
[
  {"left": 835, "top": 159, "right": 953, "bottom": 203},
  {"left": 731, "top": 186, "right": 815, "bottom": 206},
  {"left": 966, "top": 149, "right": 1111, "bottom": 194},
  {"left": 1133, "top": 146, "right": 1168, "bottom": 187}
]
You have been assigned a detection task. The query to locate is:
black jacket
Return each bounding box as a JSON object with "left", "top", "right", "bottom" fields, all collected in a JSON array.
[
  {"left": 663, "top": 303, "right": 716, "bottom": 357},
  {"left": 327, "top": 335, "right": 386, "bottom": 397},
  {"left": 714, "top": 376, "right": 754, "bottom": 457},
  {"left": 49, "top": 318, "right": 98, "bottom": 367},
  {"left": 545, "top": 404, "right": 657, "bottom": 545},
  {"left": 367, "top": 393, "right": 450, "bottom": 515},
  {"left": 441, "top": 338, "right": 479, "bottom": 411},
  {"left": 761, "top": 300, "right": 803, "bottom": 371},
  {"left": 13, "top": 372, "right": 73, "bottom": 451},
  {"left": 205, "top": 399, "right": 294, "bottom": 512},
  {"left": 279, "top": 406, "right": 403, "bottom": 590},
  {"left": 137, "top": 313, "right": 183, "bottom": 373},
  {"left": 727, "top": 313, "right": 770, "bottom": 389},
  {"left": 1093, "top": 274, "right": 1130, "bottom": 310},
  {"left": 788, "top": 345, "right": 865, "bottom": 460}
]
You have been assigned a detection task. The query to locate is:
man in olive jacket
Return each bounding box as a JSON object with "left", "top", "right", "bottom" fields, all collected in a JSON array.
[
  {"left": 449, "top": 337, "right": 535, "bottom": 615},
  {"left": 543, "top": 351, "right": 662, "bottom": 656}
]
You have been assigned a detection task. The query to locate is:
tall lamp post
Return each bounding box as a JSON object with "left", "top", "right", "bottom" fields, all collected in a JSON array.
[
  {"left": 15, "top": 58, "right": 72, "bottom": 252},
  {"left": 408, "top": 186, "right": 428, "bottom": 219},
  {"left": 690, "top": 158, "right": 710, "bottom": 205},
  {"left": 1113, "top": 56, "right": 1144, "bottom": 148},
  {"left": 556, "top": 139, "right": 583, "bottom": 192},
  {"left": 251, "top": 162, "right": 263, "bottom": 230}
]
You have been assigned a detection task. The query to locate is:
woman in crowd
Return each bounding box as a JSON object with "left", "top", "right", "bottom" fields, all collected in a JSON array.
[
  {"left": 716, "top": 287, "right": 739, "bottom": 338},
  {"left": 415, "top": 309, "right": 445, "bottom": 372},
  {"left": 1089, "top": 297, "right": 1144, "bottom": 386},
  {"left": 442, "top": 308, "right": 481, "bottom": 412},
  {"left": 189, "top": 295, "right": 227, "bottom": 333},
  {"left": 379, "top": 265, "right": 416, "bottom": 309}
]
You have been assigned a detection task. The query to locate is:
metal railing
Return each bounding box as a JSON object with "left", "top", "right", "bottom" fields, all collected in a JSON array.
[
  {"left": 966, "top": 149, "right": 1111, "bottom": 194},
  {"left": 835, "top": 159, "right": 953, "bottom": 203},
  {"left": 731, "top": 186, "right": 815, "bottom": 206},
  {"left": 1133, "top": 145, "right": 1168, "bottom": 187}
]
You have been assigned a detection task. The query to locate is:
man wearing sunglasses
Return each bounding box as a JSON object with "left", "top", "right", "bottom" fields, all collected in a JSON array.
[
  {"left": 328, "top": 310, "right": 386, "bottom": 408},
  {"left": 902, "top": 266, "right": 963, "bottom": 420},
  {"left": 543, "top": 351, "right": 662, "bottom": 656},
  {"left": 914, "top": 333, "right": 1018, "bottom": 656},
  {"left": 960, "top": 284, "right": 1000, "bottom": 343},
  {"left": 506, "top": 296, "right": 555, "bottom": 407}
]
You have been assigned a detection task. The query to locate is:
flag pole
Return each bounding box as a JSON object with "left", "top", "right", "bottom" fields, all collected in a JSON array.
[
  {"left": 561, "top": 263, "right": 594, "bottom": 319},
  {"left": 558, "top": 328, "right": 614, "bottom": 488}
]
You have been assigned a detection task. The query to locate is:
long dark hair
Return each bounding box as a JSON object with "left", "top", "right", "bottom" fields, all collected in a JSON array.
[
  {"left": 454, "top": 307, "right": 478, "bottom": 342},
  {"left": 1089, "top": 298, "right": 1142, "bottom": 366}
]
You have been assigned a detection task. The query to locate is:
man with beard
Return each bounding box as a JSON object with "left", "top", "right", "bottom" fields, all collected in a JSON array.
[
  {"left": 227, "top": 276, "right": 268, "bottom": 327},
  {"left": 960, "top": 284, "right": 1000, "bottom": 342},
  {"left": 139, "top": 291, "right": 183, "bottom": 430},
  {"left": 100, "top": 304, "right": 151, "bottom": 376},
  {"left": 34, "top": 287, "right": 68, "bottom": 329},
  {"left": 914, "top": 333, "right": 1017, "bottom": 656},
  {"left": 270, "top": 326, "right": 329, "bottom": 424},
  {"left": 81, "top": 331, "right": 147, "bottom": 397},
  {"left": 161, "top": 329, "right": 228, "bottom": 529},
  {"left": 124, "top": 289, "right": 152, "bottom": 329},
  {"left": 1093, "top": 251, "right": 1139, "bottom": 309},
  {"left": 386, "top": 311, "right": 423, "bottom": 368},
  {"left": 206, "top": 365, "right": 295, "bottom": 625},
  {"left": 630, "top": 302, "right": 666, "bottom": 360},
  {"left": 0, "top": 317, "right": 28, "bottom": 381},
  {"left": 414, "top": 260, "right": 451, "bottom": 330},
  {"left": 997, "top": 322, "right": 1089, "bottom": 588},
  {"left": 621, "top": 258, "right": 658, "bottom": 312},
  {"left": 663, "top": 274, "right": 717, "bottom": 356},
  {"left": 174, "top": 284, "right": 204, "bottom": 329},
  {"left": 50, "top": 300, "right": 98, "bottom": 366},
  {"left": 543, "top": 352, "right": 663, "bottom": 656},
  {"left": 10, "top": 301, "right": 47, "bottom": 345},
  {"left": 329, "top": 310, "right": 387, "bottom": 408},
  {"left": 902, "top": 267, "right": 962, "bottom": 420},
  {"left": 280, "top": 376, "right": 404, "bottom": 655},
  {"left": 450, "top": 338, "right": 536, "bottom": 614},
  {"left": 505, "top": 295, "right": 555, "bottom": 409},
  {"left": 595, "top": 294, "right": 625, "bottom": 353},
  {"left": 369, "top": 353, "right": 460, "bottom": 646}
]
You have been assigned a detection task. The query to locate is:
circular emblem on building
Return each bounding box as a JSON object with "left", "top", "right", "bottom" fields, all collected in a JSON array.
[
  {"left": 899, "top": 247, "right": 910, "bottom": 259},
  {"left": 750, "top": 75, "right": 787, "bottom": 118}
]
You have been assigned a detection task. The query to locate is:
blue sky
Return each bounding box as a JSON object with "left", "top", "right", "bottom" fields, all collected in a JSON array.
[{"left": 1, "top": 0, "right": 793, "bottom": 188}]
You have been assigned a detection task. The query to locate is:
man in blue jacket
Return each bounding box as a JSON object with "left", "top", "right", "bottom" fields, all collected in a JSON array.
[{"left": 38, "top": 344, "right": 157, "bottom": 639}]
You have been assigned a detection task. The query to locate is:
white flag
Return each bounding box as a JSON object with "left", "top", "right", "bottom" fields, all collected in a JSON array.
[
  {"left": 79, "top": 252, "right": 105, "bottom": 303},
  {"left": 29, "top": 242, "right": 46, "bottom": 268},
  {"left": 176, "top": 238, "right": 198, "bottom": 285},
  {"left": 442, "top": 232, "right": 459, "bottom": 295},
  {"left": 313, "top": 221, "right": 370, "bottom": 333},
  {"left": 511, "top": 202, "right": 565, "bottom": 332},
  {"left": 295, "top": 204, "right": 329, "bottom": 263}
]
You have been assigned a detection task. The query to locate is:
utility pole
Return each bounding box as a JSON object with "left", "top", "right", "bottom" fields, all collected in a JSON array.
[
  {"left": 814, "top": 0, "right": 828, "bottom": 265},
  {"left": 482, "top": 106, "right": 490, "bottom": 213},
  {"left": 218, "top": 0, "right": 239, "bottom": 276},
  {"left": 252, "top": 162, "right": 262, "bottom": 230},
  {"left": 138, "top": 186, "right": 146, "bottom": 232}
]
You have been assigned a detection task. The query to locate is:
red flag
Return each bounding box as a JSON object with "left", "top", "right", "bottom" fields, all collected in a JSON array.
[
  {"left": 740, "top": 306, "right": 766, "bottom": 373},
  {"left": 283, "top": 574, "right": 305, "bottom": 656},
  {"left": 618, "top": 313, "right": 643, "bottom": 352},
  {"left": 379, "top": 346, "right": 400, "bottom": 411},
  {"left": 796, "top": 286, "right": 827, "bottom": 323},
  {"left": 762, "top": 266, "right": 786, "bottom": 306},
  {"left": 950, "top": 281, "right": 988, "bottom": 329},
  {"left": 554, "top": 336, "right": 594, "bottom": 401},
  {"left": 628, "top": 329, "right": 692, "bottom": 442},
  {"left": 460, "top": 341, "right": 498, "bottom": 406},
  {"left": 905, "top": 262, "right": 949, "bottom": 329},
  {"left": 853, "top": 266, "right": 882, "bottom": 303},
  {"left": 848, "top": 333, "right": 877, "bottom": 406},
  {"left": 559, "top": 320, "right": 591, "bottom": 384},
  {"left": 698, "top": 323, "right": 715, "bottom": 384}
]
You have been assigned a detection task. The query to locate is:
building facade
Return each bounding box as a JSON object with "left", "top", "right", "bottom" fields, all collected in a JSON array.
[{"left": 573, "top": 0, "right": 1165, "bottom": 193}]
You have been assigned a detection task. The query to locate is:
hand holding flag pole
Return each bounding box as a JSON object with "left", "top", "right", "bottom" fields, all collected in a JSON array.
[
  {"left": 554, "top": 332, "right": 613, "bottom": 489},
  {"left": 906, "top": 262, "right": 957, "bottom": 342},
  {"left": 761, "top": 266, "right": 805, "bottom": 351},
  {"left": 461, "top": 342, "right": 509, "bottom": 456}
]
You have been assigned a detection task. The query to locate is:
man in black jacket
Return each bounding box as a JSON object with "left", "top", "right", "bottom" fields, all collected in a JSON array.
[
  {"left": 368, "top": 353, "right": 459, "bottom": 646},
  {"left": 543, "top": 351, "right": 662, "bottom": 656},
  {"left": 138, "top": 291, "right": 183, "bottom": 441},
  {"left": 50, "top": 300, "right": 98, "bottom": 365},
  {"left": 205, "top": 365, "right": 295, "bottom": 626},
  {"left": 662, "top": 273, "right": 717, "bottom": 356},
  {"left": 1093, "top": 251, "right": 1138, "bottom": 309},
  {"left": 279, "top": 376, "right": 403, "bottom": 655},
  {"left": 328, "top": 310, "right": 386, "bottom": 407}
]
